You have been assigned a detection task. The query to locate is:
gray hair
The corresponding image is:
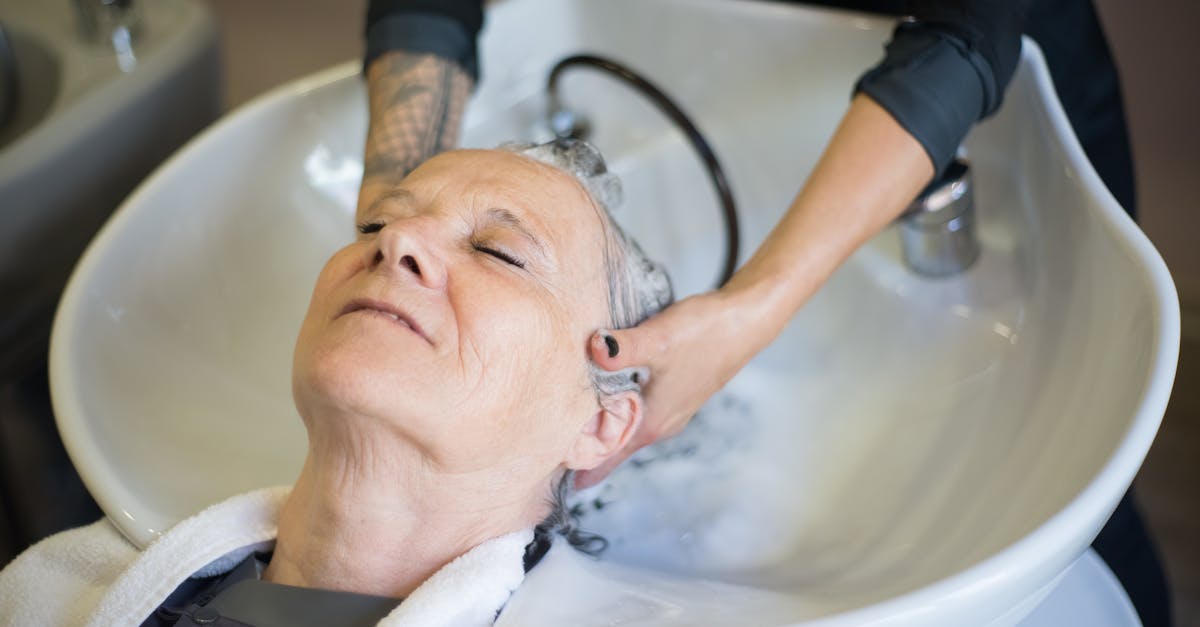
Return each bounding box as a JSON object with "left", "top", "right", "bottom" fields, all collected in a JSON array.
[
  {"left": 498, "top": 139, "right": 674, "bottom": 394},
  {"left": 498, "top": 139, "right": 674, "bottom": 556}
]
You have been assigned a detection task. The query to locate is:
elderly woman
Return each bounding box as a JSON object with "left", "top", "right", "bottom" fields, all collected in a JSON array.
[
  {"left": 0, "top": 143, "right": 670, "bottom": 626},
  {"left": 0, "top": 22, "right": 672, "bottom": 625}
]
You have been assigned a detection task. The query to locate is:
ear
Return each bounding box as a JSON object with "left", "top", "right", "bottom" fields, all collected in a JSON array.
[{"left": 566, "top": 391, "right": 643, "bottom": 471}]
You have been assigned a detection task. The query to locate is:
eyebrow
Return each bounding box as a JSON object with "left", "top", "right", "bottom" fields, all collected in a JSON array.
[
  {"left": 364, "top": 190, "right": 551, "bottom": 261},
  {"left": 485, "top": 207, "right": 550, "bottom": 260}
]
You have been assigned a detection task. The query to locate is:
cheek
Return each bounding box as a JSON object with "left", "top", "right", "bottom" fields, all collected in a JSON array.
[
  {"left": 294, "top": 326, "right": 431, "bottom": 420},
  {"left": 295, "top": 268, "right": 335, "bottom": 362},
  {"left": 455, "top": 284, "right": 563, "bottom": 393},
  {"left": 302, "top": 246, "right": 361, "bottom": 321},
  {"left": 451, "top": 274, "right": 595, "bottom": 443},
  {"left": 293, "top": 248, "right": 365, "bottom": 393}
]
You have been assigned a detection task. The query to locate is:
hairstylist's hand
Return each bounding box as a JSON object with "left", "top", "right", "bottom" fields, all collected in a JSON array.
[
  {"left": 574, "top": 96, "right": 935, "bottom": 489},
  {"left": 576, "top": 288, "right": 774, "bottom": 489}
]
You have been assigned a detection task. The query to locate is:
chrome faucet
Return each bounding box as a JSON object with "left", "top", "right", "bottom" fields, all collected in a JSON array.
[
  {"left": 72, "top": 0, "right": 140, "bottom": 71},
  {"left": 898, "top": 159, "right": 980, "bottom": 276}
]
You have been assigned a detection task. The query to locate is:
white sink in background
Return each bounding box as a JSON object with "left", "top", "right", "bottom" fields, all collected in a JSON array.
[
  {"left": 0, "top": 0, "right": 219, "bottom": 377},
  {"left": 50, "top": 0, "right": 1178, "bottom": 625}
]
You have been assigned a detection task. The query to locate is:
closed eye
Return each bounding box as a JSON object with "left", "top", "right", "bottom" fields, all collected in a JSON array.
[
  {"left": 474, "top": 244, "right": 526, "bottom": 269},
  {"left": 357, "top": 222, "right": 384, "bottom": 235}
]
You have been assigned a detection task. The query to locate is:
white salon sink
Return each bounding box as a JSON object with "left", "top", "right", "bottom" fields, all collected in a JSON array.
[{"left": 50, "top": 0, "right": 1177, "bottom": 625}]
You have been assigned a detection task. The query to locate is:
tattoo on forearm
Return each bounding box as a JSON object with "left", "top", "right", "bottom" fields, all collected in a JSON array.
[{"left": 361, "top": 51, "right": 473, "bottom": 200}]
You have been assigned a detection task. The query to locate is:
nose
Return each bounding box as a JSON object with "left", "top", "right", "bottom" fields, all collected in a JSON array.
[{"left": 365, "top": 218, "right": 448, "bottom": 289}]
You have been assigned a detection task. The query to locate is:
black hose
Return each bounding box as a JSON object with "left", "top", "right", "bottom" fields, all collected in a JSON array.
[{"left": 547, "top": 54, "right": 740, "bottom": 289}]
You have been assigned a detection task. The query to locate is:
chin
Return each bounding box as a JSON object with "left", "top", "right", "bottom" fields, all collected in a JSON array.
[{"left": 293, "top": 332, "right": 442, "bottom": 426}]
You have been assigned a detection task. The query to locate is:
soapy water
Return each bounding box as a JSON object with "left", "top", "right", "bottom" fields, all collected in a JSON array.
[
  {"left": 574, "top": 387, "right": 765, "bottom": 568},
  {"left": 494, "top": 257, "right": 1019, "bottom": 625},
  {"left": 569, "top": 358, "right": 820, "bottom": 580},
  {"left": 497, "top": 357, "right": 850, "bottom": 625}
]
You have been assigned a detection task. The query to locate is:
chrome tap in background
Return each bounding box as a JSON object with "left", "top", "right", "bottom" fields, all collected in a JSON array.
[
  {"left": 72, "top": 0, "right": 141, "bottom": 70},
  {"left": 898, "top": 159, "right": 980, "bottom": 277}
]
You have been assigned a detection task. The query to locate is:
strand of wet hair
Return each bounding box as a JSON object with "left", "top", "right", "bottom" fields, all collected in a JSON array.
[{"left": 537, "top": 471, "right": 608, "bottom": 557}]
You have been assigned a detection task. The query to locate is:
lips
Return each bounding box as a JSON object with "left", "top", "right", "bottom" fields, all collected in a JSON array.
[{"left": 338, "top": 298, "right": 431, "bottom": 344}]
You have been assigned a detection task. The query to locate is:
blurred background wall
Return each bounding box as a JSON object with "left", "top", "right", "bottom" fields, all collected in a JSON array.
[
  {"left": 1094, "top": 0, "right": 1200, "bottom": 340},
  {"left": 205, "top": 0, "right": 364, "bottom": 108}
]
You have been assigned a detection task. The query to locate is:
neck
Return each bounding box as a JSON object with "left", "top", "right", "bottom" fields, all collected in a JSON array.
[{"left": 263, "top": 419, "right": 547, "bottom": 597}]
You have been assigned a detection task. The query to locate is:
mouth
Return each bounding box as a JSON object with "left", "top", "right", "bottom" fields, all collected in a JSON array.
[{"left": 338, "top": 298, "right": 431, "bottom": 344}]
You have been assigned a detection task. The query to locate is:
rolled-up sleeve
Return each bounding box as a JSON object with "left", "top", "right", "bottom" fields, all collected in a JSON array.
[
  {"left": 363, "top": 0, "right": 485, "bottom": 80},
  {"left": 855, "top": 0, "right": 1032, "bottom": 175}
]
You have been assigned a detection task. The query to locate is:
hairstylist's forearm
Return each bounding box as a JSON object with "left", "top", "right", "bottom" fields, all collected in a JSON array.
[
  {"left": 357, "top": 52, "right": 473, "bottom": 219},
  {"left": 721, "top": 94, "right": 934, "bottom": 341},
  {"left": 577, "top": 95, "right": 935, "bottom": 488}
]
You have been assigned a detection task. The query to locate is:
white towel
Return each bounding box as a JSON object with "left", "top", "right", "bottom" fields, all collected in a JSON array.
[
  {"left": 381, "top": 528, "right": 532, "bottom": 627},
  {"left": 0, "top": 486, "right": 532, "bottom": 627}
]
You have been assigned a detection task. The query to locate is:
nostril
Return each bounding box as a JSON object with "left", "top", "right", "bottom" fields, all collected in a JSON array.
[
  {"left": 401, "top": 255, "right": 421, "bottom": 276},
  {"left": 373, "top": 250, "right": 384, "bottom": 265}
]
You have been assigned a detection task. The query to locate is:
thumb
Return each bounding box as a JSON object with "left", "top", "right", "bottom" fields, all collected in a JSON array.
[{"left": 588, "top": 326, "right": 654, "bottom": 372}]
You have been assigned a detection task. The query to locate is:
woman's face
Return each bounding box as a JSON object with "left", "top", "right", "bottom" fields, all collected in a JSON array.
[{"left": 293, "top": 150, "right": 614, "bottom": 477}]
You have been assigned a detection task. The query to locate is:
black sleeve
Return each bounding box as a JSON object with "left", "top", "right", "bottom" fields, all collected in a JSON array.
[
  {"left": 855, "top": 0, "right": 1032, "bottom": 175},
  {"left": 363, "top": 0, "right": 485, "bottom": 80}
]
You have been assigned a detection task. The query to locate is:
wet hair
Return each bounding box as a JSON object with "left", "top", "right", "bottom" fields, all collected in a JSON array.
[{"left": 498, "top": 139, "right": 674, "bottom": 555}]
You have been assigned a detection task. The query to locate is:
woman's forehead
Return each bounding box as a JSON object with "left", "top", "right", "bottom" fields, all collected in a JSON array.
[
  {"left": 411, "top": 150, "right": 587, "bottom": 203},
  {"left": 406, "top": 149, "right": 609, "bottom": 251}
]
